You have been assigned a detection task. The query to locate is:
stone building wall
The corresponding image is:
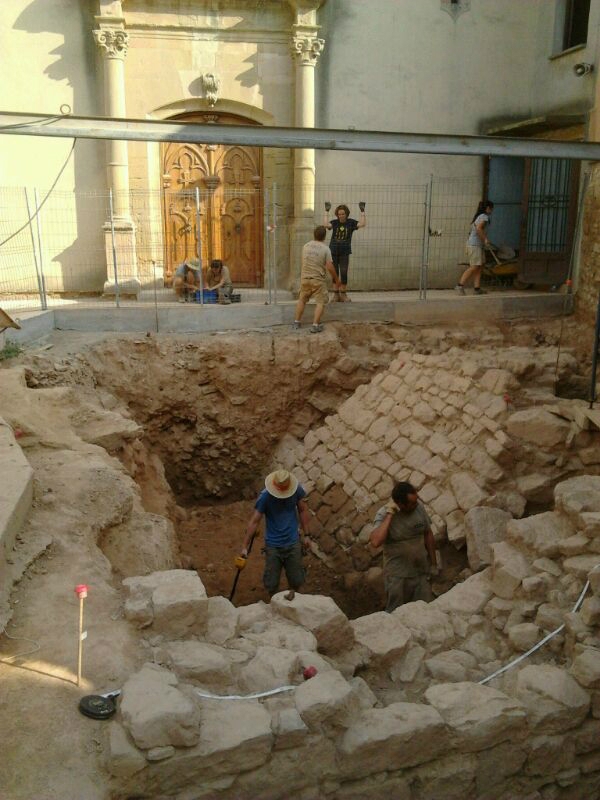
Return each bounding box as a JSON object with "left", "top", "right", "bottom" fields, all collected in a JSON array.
[{"left": 576, "top": 164, "right": 600, "bottom": 324}]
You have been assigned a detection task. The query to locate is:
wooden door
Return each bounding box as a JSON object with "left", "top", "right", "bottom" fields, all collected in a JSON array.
[{"left": 161, "top": 113, "right": 263, "bottom": 286}]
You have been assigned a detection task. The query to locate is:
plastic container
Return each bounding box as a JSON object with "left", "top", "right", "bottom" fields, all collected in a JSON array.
[{"left": 194, "top": 290, "right": 217, "bottom": 304}]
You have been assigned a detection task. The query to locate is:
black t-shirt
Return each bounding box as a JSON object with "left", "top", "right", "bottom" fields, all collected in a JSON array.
[{"left": 329, "top": 218, "right": 359, "bottom": 254}]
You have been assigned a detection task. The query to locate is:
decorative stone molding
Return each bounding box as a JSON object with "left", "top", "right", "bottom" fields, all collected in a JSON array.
[
  {"left": 201, "top": 74, "right": 220, "bottom": 108},
  {"left": 93, "top": 28, "right": 129, "bottom": 58},
  {"left": 291, "top": 30, "right": 325, "bottom": 66},
  {"left": 441, "top": 0, "right": 471, "bottom": 20}
]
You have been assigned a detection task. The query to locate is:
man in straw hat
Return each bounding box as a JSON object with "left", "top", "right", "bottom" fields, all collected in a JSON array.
[{"left": 242, "top": 468, "right": 310, "bottom": 598}]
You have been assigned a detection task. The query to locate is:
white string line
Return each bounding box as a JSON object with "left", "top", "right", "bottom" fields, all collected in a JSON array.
[
  {"left": 0, "top": 625, "right": 41, "bottom": 662},
  {"left": 478, "top": 565, "right": 600, "bottom": 686},
  {"left": 195, "top": 685, "right": 296, "bottom": 701}
]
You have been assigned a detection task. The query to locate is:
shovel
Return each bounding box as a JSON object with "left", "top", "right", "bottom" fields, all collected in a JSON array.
[{"left": 228, "top": 530, "right": 258, "bottom": 603}]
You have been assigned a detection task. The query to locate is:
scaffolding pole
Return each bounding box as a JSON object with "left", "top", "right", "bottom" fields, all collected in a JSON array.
[{"left": 1, "top": 111, "right": 600, "bottom": 160}]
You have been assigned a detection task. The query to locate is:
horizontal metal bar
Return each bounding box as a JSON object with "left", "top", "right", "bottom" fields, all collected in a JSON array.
[{"left": 0, "top": 110, "right": 599, "bottom": 160}]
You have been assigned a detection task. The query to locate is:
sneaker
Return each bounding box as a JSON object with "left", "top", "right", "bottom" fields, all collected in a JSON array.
[
  {"left": 474, "top": 287, "right": 487, "bottom": 295},
  {"left": 292, "top": 321, "right": 301, "bottom": 331},
  {"left": 454, "top": 285, "right": 465, "bottom": 296},
  {"left": 310, "top": 323, "right": 324, "bottom": 334}
]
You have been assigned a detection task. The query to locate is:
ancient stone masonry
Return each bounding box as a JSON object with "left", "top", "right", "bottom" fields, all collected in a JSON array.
[
  {"left": 280, "top": 342, "right": 598, "bottom": 594},
  {"left": 107, "top": 473, "right": 600, "bottom": 799}
]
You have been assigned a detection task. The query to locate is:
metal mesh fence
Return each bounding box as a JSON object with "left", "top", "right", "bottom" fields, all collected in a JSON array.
[{"left": 0, "top": 175, "right": 508, "bottom": 312}]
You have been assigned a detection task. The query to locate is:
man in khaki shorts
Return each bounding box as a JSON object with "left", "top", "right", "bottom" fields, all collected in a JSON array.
[{"left": 293, "top": 225, "right": 341, "bottom": 333}]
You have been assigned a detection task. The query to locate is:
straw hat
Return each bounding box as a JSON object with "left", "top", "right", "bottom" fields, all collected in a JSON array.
[{"left": 265, "top": 469, "right": 298, "bottom": 499}]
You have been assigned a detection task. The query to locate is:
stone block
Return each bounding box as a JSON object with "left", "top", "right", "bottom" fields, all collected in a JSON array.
[
  {"left": 554, "top": 475, "right": 600, "bottom": 524},
  {"left": 106, "top": 723, "right": 147, "bottom": 778},
  {"left": 506, "top": 512, "right": 574, "bottom": 558},
  {"left": 508, "top": 623, "right": 540, "bottom": 652},
  {"left": 491, "top": 541, "right": 530, "bottom": 600},
  {"left": 120, "top": 663, "right": 201, "bottom": 750},
  {"left": 581, "top": 595, "right": 600, "bottom": 626},
  {"left": 205, "top": 596, "right": 239, "bottom": 645},
  {"left": 465, "top": 507, "right": 512, "bottom": 571},
  {"left": 157, "top": 641, "right": 233, "bottom": 685},
  {"left": 516, "top": 473, "right": 556, "bottom": 503},
  {"left": 450, "top": 472, "right": 488, "bottom": 511},
  {"left": 570, "top": 648, "right": 600, "bottom": 689},
  {"left": 560, "top": 534, "right": 591, "bottom": 556},
  {"left": 431, "top": 490, "right": 458, "bottom": 518},
  {"left": 393, "top": 600, "right": 454, "bottom": 653},
  {"left": 525, "top": 734, "right": 576, "bottom": 777},
  {"left": 515, "top": 665, "right": 590, "bottom": 733},
  {"left": 271, "top": 592, "right": 354, "bottom": 655},
  {"left": 338, "top": 702, "right": 449, "bottom": 777},
  {"left": 425, "top": 682, "right": 526, "bottom": 752},
  {"left": 433, "top": 569, "right": 494, "bottom": 615},
  {"left": 294, "top": 669, "right": 356, "bottom": 728},
  {"left": 405, "top": 444, "right": 432, "bottom": 472},
  {"left": 424, "top": 650, "right": 477, "bottom": 683},
  {"left": 564, "top": 554, "right": 600, "bottom": 579},
  {"left": 272, "top": 707, "right": 309, "bottom": 750},
  {"left": 446, "top": 509, "right": 466, "bottom": 549},
  {"left": 123, "top": 570, "right": 208, "bottom": 637},
  {"left": 350, "top": 611, "right": 412, "bottom": 662},
  {"left": 240, "top": 646, "right": 301, "bottom": 693},
  {"left": 390, "top": 644, "right": 425, "bottom": 683},
  {"left": 506, "top": 409, "right": 570, "bottom": 447}
]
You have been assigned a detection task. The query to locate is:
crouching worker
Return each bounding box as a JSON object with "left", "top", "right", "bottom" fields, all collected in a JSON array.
[
  {"left": 206, "top": 259, "right": 233, "bottom": 304},
  {"left": 370, "top": 481, "right": 437, "bottom": 612},
  {"left": 173, "top": 259, "right": 202, "bottom": 302},
  {"left": 242, "top": 469, "right": 310, "bottom": 599}
]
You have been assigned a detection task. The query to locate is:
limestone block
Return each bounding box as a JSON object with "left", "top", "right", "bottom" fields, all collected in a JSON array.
[
  {"left": 469, "top": 448, "right": 504, "bottom": 483},
  {"left": 422, "top": 455, "right": 446, "bottom": 479},
  {"left": 197, "top": 697, "right": 272, "bottom": 775},
  {"left": 506, "top": 409, "right": 570, "bottom": 447},
  {"left": 146, "top": 746, "right": 174, "bottom": 762},
  {"left": 474, "top": 742, "right": 528, "bottom": 797},
  {"left": 366, "top": 416, "right": 389, "bottom": 442},
  {"left": 515, "top": 665, "right": 590, "bottom": 733},
  {"left": 425, "top": 682, "right": 526, "bottom": 751},
  {"left": 348, "top": 676, "right": 378, "bottom": 711},
  {"left": 462, "top": 631, "right": 498, "bottom": 663},
  {"left": 480, "top": 368, "right": 519, "bottom": 395},
  {"left": 338, "top": 702, "right": 449, "bottom": 777},
  {"left": 571, "top": 718, "right": 600, "bottom": 754},
  {"left": 381, "top": 374, "right": 403, "bottom": 394},
  {"left": 390, "top": 644, "right": 425, "bottom": 683},
  {"left": 446, "top": 509, "right": 466, "bottom": 549},
  {"left": 515, "top": 473, "right": 555, "bottom": 503},
  {"left": 240, "top": 646, "right": 300, "bottom": 693},
  {"left": 525, "top": 734, "right": 576, "bottom": 777},
  {"left": 409, "top": 752, "right": 478, "bottom": 800},
  {"left": 237, "top": 601, "right": 272, "bottom": 630},
  {"left": 427, "top": 432, "right": 454, "bottom": 458},
  {"left": 294, "top": 669, "right": 356, "bottom": 728},
  {"left": 393, "top": 601, "right": 454, "bottom": 653},
  {"left": 120, "top": 663, "right": 201, "bottom": 749},
  {"left": 350, "top": 612, "right": 412, "bottom": 662},
  {"left": 433, "top": 569, "right": 494, "bottom": 615},
  {"left": 590, "top": 567, "right": 600, "bottom": 596},
  {"left": 508, "top": 623, "right": 540, "bottom": 652},
  {"left": 450, "top": 472, "right": 488, "bottom": 511},
  {"left": 554, "top": 475, "right": 600, "bottom": 524},
  {"left": 106, "top": 723, "right": 147, "bottom": 778},
  {"left": 491, "top": 542, "right": 530, "bottom": 600},
  {"left": 533, "top": 557, "right": 562, "bottom": 577},
  {"left": 563, "top": 554, "right": 600, "bottom": 579},
  {"left": 581, "top": 595, "right": 600, "bottom": 626},
  {"left": 465, "top": 507, "right": 512, "bottom": 571},
  {"left": 560, "top": 534, "right": 591, "bottom": 557},
  {"left": 405, "top": 444, "right": 432, "bottom": 472},
  {"left": 506, "top": 512, "right": 574, "bottom": 558},
  {"left": 425, "top": 650, "right": 477, "bottom": 682},
  {"left": 405, "top": 420, "right": 431, "bottom": 445},
  {"left": 570, "top": 648, "right": 600, "bottom": 688},
  {"left": 535, "top": 603, "right": 564, "bottom": 632},
  {"left": 157, "top": 641, "right": 232, "bottom": 685},
  {"left": 205, "top": 596, "right": 239, "bottom": 645},
  {"left": 271, "top": 707, "right": 309, "bottom": 750},
  {"left": 123, "top": 570, "right": 208, "bottom": 637},
  {"left": 271, "top": 593, "right": 354, "bottom": 655},
  {"left": 413, "top": 401, "right": 437, "bottom": 424},
  {"left": 429, "top": 490, "right": 457, "bottom": 519}
]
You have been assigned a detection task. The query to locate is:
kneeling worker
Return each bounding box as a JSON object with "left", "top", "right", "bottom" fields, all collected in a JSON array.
[
  {"left": 293, "top": 225, "right": 341, "bottom": 333},
  {"left": 206, "top": 259, "right": 233, "bottom": 304},
  {"left": 173, "top": 259, "right": 202, "bottom": 302},
  {"left": 242, "top": 469, "right": 310, "bottom": 598},
  {"left": 370, "top": 481, "right": 437, "bottom": 612}
]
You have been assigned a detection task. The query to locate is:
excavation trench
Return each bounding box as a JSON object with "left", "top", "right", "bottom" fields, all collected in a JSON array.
[{"left": 82, "top": 324, "right": 421, "bottom": 617}]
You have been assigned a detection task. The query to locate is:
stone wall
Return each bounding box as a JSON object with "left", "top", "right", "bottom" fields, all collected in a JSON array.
[
  {"left": 576, "top": 164, "right": 600, "bottom": 325},
  {"left": 109, "top": 474, "right": 600, "bottom": 799}
]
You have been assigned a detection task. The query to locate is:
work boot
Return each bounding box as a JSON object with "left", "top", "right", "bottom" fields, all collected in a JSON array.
[
  {"left": 474, "top": 287, "right": 487, "bottom": 295},
  {"left": 454, "top": 285, "right": 465, "bottom": 296},
  {"left": 310, "top": 323, "right": 324, "bottom": 334},
  {"left": 285, "top": 590, "right": 295, "bottom": 601}
]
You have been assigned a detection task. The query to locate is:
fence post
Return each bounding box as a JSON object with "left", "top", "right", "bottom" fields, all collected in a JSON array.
[
  {"left": 109, "top": 189, "right": 121, "bottom": 308},
  {"left": 419, "top": 176, "right": 433, "bottom": 301},
  {"left": 33, "top": 188, "right": 48, "bottom": 310},
  {"left": 272, "top": 182, "right": 278, "bottom": 305},
  {"left": 195, "top": 186, "right": 204, "bottom": 305},
  {"left": 152, "top": 259, "right": 159, "bottom": 333},
  {"left": 24, "top": 188, "right": 46, "bottom": 310},
  {"left": 264, "top": 185, "right": 271, "bottom": 304}
]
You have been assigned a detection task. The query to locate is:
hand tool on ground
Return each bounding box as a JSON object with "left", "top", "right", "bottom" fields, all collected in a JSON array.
[{"left": 228, "top": 530, "right": 258, "bottom": 603}]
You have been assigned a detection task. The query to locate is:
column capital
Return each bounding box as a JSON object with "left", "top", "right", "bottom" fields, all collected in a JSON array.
[
  {"left": 291, "top": 27, "right": 325, "bottom": 66},
  {"left": 93, "top": 27, "right": 129, "bottom": 59}
]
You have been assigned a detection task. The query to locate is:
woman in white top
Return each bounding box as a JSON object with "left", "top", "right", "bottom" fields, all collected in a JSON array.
[{"left": 455, "top": 200, "right": 494, "bottom": 295}]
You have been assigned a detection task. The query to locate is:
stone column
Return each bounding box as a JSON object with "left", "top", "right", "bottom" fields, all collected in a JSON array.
[
  {"left": 291, "top": 26, "right": 324, "bottom": 220},
  {"left": 93, "top": 21, "right": 140, "bottom": 297}
]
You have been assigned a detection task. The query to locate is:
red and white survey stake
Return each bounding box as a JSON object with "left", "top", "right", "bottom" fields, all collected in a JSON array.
[{"left": 74, "top": 584, "right": 89, "bottom": 687}]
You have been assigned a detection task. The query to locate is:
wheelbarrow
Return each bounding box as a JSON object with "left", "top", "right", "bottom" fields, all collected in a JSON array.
[{"left": 482, "top": 245, "right": 532, "bottom": 289}]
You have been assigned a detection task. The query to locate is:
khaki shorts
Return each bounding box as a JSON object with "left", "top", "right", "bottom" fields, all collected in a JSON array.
[
  {"left": 466, "top": 244, "right": 484, "bottom": 267},
  {"left": 298, "top": 279, "right": 329, "bottom": 306}
]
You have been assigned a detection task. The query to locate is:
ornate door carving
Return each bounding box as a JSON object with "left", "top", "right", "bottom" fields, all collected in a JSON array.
[{"left": 161, "top": 114, "right": 263, "bottom": 287}]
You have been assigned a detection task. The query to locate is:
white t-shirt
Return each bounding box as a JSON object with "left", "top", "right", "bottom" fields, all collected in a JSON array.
[
  {"left": 301, "top": 240, "right": 332, "bottom": 282},
  {"left": 467, "top": 213, "right": 490, "bottom": 247}
]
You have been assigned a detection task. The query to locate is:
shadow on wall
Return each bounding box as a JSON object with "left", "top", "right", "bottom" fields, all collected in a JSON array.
[{"left": 12, "top": 0, "right": 108, "bottom": 293}]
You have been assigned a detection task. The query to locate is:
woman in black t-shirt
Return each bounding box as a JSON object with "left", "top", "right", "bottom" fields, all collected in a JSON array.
[{"left": 323, "top": 203, "right": 367, "bottom": 302}]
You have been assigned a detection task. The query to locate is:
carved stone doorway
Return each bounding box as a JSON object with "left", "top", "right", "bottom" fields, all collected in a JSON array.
[{"left": 161, "top": 113, "right": 263, "bottom": 287}]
